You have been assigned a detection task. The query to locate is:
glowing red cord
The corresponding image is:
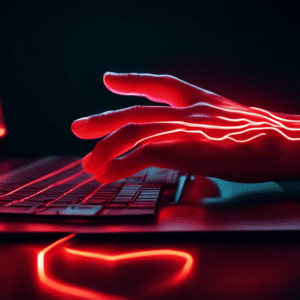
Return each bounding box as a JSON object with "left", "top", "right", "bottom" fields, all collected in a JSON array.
[
  {"left": 65, "top": 247, "right": 193, "bottom": 288},
  {"left": 37, "top": 234, "right": 194, "bottom": 300},
  {"left": 37, "top": 234, "right": 122, "bottom": 300}
]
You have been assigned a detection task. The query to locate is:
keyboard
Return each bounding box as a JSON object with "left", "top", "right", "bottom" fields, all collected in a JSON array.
[{"left": 0, "top": 159, "right": 188, "bottom": 218}]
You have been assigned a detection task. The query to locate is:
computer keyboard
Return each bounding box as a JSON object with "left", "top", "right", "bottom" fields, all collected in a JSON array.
[{"left": 0, "top": 159, "right": 187, "bottom": 218}]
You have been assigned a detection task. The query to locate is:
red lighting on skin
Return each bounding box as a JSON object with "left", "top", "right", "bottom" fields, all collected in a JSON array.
[
  {"left": 133, "top": 105, "right": 300, "bottom": 147},
  {"left": 37, "top": 234, "right": 194, "bottom": 299},
  {"left": 71, "top": 73, "right": 300, "bottom": 184}
]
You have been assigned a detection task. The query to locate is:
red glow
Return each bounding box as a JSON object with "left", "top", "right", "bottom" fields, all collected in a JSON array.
[
  {"left": 37, "top": 234, "right": 194, "bottom": 299},
  {"left": 0, "top": 96, "right": 7, "bottom": 138},
  {"left": 65, "top": 247, "right": 193, "bottom": 288},
  {"left": 37, "top": 234, "right": 125, "bottom": 300},
  {"left": 0, "top": 127, "right": 6, "bottom": 137}
]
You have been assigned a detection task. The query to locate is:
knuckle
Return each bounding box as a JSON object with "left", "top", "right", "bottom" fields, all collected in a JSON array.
[{"left": 186, "top": 102, "right": 213, "bottom": 114}]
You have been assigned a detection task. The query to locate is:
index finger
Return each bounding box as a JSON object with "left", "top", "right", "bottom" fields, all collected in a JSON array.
[{"left": 71, "top": 105, "right": 185, "bottom": 139}]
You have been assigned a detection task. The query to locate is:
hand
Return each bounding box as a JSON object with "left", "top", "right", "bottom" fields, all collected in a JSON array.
[{"left": 72, "top": 72, "right": 300, "bottom": 183}]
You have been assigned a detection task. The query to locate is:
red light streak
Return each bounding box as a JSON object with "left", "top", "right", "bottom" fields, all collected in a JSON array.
[
  {"left": 6, "top": 170, "right": 85, "bottom": 206},
  {"left": 65, "top": 247, "right": 193, "bottom": 287},
  {"left": 0, "top": 159, "right": 83, "bottom": 199},
  {"left": 251, "top": 106, "right": 300, "bottom": 123},
  {"left": 212, "top": 104, "right": 294, "bottom": 127},
  {"left": 37, "top": 234, "right": 194, "bottom": 300},
  {"left": 37, "top": 234, "right": 125, "bottom": 300},
  {"left": 132, "top": 105, "right": 300, "bottom": 146},
  {"left": 45, "top": 176, "right": 95, "bottom": 206}
]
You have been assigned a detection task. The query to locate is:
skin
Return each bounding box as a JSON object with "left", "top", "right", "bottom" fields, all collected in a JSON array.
[{"left": 71, "top": 72, "right": 300, "bottom": 183}]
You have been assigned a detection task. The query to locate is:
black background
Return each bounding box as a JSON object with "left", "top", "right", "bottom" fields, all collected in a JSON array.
[{"left": 0, "top": 0, "right": 299, "bottom": 157}]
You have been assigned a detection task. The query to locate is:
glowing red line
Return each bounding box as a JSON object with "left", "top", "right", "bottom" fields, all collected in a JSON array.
[
  {"left": 207, "top": 104, "right": 284, "bottom": 126},
  {"left": 37, "top": 234, "right": 125, "bottom": 300},
  {"left": 133, "top": 105, "right": 300, "bottom": 146},
  {"left": 65, "top": 247, "right": 193, "bottom": 286},
  {"left": 160, "top": 120, "right": 259, "bottom": 130},
  {"left": 6, "top": 170, "right": 85, "bottom": 206},
  {"left": 227, "top": 133, "right": 266, "bottom": 142},
  {"left": 251, "top": 107, "right": 300, "bottom": 123},
  {"left": 0, "top": 158, "right": 83, "bottom": 199},
  {"left": 81, "top": 182, "right": 107, "bottom": 203},
  {"left": 37, "top": 235, "right": 194, "bottom": 300},
  {"left": 218, "top": 116, "right": 300, "bottom": 131},
  {"left": 133, "top": 128, "right": 267, "bottom": 147},
  {"left": 45, "top": 176, "right": 95, "bottom": 206}
]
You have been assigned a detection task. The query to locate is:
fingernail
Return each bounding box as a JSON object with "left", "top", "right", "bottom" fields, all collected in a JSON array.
[{"left": 71, "top": 117, "right": 89, "bottom": 131}]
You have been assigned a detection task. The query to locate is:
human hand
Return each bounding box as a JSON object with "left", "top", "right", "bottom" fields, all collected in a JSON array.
[{"left": 72, "top": 72, "right": 300, "bottom": 183}]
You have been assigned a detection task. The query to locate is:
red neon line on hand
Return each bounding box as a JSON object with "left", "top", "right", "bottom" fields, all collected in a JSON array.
[{"left": 133, "top": 105, "right": 300, "bottom": 146}]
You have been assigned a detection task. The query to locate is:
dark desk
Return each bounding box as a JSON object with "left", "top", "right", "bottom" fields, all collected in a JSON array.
[{"left": 1, "top": 232, "right": 300, "bottom": 300}]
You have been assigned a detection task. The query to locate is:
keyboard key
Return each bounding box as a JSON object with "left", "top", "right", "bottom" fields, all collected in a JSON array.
[
  {"left": 107, "top": 203, "right": 127, "bottom": 208},
  {"left": 166, "top": 170, "right": 179, "bottom": 184},
  {"left": 6, "top": 201, "right": 44, "bottom": 206},
  {"left": 84, "top": 199, "right": 107, "bottom": 205},
  {"left": 129, "top": 202, "right": 156, "bottom": 208},
  {"left": 126, "top": 175, "right": 146, "bottom": 184},
  {"left": 59, "top": 205, "right": 103, "bottom": 216},
  {"left": 35, "top": 207, "right": 67, "bottom": 215},
  {"left": 101, "top": 208, "right": 155, "bottom": 216},
  {"left": 111, "top": 196, "right": 132, "bottom": 203},
  {"left": 47, "top": 203, "right": 71, "bottom": 207},
  {"left": 0, "top": 205, "right": 38, "bottom": 214}
]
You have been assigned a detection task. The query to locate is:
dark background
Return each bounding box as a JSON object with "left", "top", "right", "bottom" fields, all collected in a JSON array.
[{"left": 0, "top": 0, "right": 299, "bottom": 157}]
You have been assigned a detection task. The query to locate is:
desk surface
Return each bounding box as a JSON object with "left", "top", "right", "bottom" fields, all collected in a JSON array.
[{"left": 1, "top": 232, "right": 300, "bottom": 300}]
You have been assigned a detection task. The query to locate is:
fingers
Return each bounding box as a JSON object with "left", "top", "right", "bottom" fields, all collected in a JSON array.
[
  {"left": 104, "top": 72, "right": 225, "bottom": 108},
  {"left": 82, "top": 121, "right": 212, "bottom": 174},
  {"left": 82, "top": 122, "right": 177, "bottom": 173},
  {"left": 71, "top": 105, "right": 185, "bottom": 139}
]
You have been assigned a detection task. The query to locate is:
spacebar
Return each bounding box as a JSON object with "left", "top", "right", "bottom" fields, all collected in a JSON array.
[{"left": 101, "top": 208, "right": 155, "bottom": 216}]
